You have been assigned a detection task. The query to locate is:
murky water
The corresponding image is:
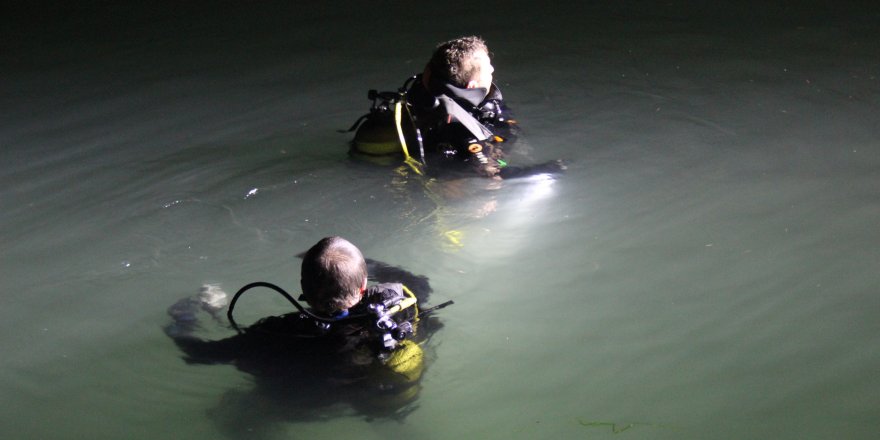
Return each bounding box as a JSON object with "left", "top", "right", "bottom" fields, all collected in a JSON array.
[{"left": 2, "top": 2, "right": 879, "bottom": 439}]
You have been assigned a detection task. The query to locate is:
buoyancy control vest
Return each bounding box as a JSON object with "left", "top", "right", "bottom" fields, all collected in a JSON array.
[{"left": 347, "top": 75, "right": 518, "bottom": 177}]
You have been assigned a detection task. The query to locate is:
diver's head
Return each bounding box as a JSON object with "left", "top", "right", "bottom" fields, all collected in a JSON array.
[
  {"left": 427, "top": 36, "right": 494, "bottom": 95},
  {"left": 300, "top": 236, "right": 368, "bottom": 315}
]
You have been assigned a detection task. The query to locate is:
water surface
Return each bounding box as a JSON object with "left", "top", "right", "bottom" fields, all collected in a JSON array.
[{"left": 2, "top": 2, "right": 879, "bottom": 439}]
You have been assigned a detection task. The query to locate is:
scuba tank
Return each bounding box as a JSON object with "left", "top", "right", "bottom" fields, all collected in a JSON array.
[
  {"left": 350, "top": 90, "right": 407, "bottom": 156},
  {"left": 344, "top": 77, "right": 427, "bottom": 172}
]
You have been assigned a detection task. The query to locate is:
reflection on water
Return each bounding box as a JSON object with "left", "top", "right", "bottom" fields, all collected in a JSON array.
[{"left": 2, "top": 1, "right": 879, "bottom": 439}]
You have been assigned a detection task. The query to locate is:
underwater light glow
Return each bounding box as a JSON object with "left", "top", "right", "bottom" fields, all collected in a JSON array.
[{"left": 518, "top": 173, "right": 556, "bottom": 205}]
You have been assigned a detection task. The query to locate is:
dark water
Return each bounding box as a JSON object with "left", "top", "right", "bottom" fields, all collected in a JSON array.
[{"left": 2, "top": 2, "right": 879, "bottom": 439}]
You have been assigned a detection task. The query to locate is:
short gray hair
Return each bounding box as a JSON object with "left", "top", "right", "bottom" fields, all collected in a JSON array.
[{"left": 300, "top": 236, "right": 367, "bottom": 314}]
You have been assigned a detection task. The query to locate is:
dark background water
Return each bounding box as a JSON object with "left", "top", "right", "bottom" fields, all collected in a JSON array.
[{"left": 2, "top": 1, "right": 879, "bottom": 439}]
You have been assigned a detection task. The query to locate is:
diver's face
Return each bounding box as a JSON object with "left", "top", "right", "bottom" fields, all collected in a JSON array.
[{"left": 467, "top": 49, "right": 494, "bottom": 94}]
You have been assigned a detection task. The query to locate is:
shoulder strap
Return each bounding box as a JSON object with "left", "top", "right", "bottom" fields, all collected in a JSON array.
[{"left": 436, "top": 96, "right": 493, "bottom": 141}]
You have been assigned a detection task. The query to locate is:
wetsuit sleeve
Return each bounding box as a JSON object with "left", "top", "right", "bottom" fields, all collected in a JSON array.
[
  {"left": 166, "top": 333, "right": 244, "bottom": 365},
  {"left": 498, "top": 159, "right": 567, "bottom": 179},
  {"left": 164, "top": 295, "right": 243, "bottom": 365}
]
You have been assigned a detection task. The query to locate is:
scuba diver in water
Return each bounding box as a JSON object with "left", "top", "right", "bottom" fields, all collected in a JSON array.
[
  {"left": 348, "top": 36, "right": 565, "bottom": 179},
  {"left": 164, "top": 236, "right": 451, "bottom": 431}
]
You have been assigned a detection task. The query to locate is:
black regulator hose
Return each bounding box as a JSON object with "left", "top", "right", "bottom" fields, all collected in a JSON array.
[
  {"left": 420, "top": 300, "right": 454, "bottom": 316},
  {"left": 227, "top": 281, "right": 338, "bottom": 332},
  {"left": 226, "top": 281, "right": 454, "bottom": 333}
]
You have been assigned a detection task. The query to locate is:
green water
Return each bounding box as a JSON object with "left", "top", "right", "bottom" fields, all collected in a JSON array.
[{"left": 2, "top": 1, "right": 878, "bottom": 439}]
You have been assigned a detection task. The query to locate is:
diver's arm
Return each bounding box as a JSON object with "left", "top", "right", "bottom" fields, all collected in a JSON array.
[
  {"left": 166, "top": 332, "right": 243, "bottom": 365},
  {"left": 164, "top": 296, "right": 242, "bottom": 365},
  {"left": 498, "top": 160, "right": 567, "bottom": 179}
]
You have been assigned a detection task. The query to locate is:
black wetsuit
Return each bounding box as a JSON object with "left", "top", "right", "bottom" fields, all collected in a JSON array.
[
  {"left": 406, "top": 75, "right": 514, "bottom": 178},
  {"left": 405, "top": 75, "right": 563, "bottom": 179},
  {"left": 165, "top": 279, "right": 438, "bottom": 419}
]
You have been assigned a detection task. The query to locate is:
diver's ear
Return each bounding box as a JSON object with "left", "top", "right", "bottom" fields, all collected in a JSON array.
[{"left": 361, "top": 277, "right": 368, "bottom": 293}]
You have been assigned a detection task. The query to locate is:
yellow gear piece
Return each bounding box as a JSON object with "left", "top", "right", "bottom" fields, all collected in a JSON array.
[
  {"left": 354, "top": 140, "right": 402, "bottom": 156},
  {"left": 384, "top": 340, "right": 424, "bottom": 383},
  {"left": 443, "top": 229, "right": 464, "bottom": 248}
]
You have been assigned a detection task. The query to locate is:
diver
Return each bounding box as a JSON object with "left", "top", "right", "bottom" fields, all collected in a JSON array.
[
  {"left": 164, "top": 236, "right": 451, "bottom": 428},
  {"left": 349, "top": 36, "right": 565, "bottom": 179}
]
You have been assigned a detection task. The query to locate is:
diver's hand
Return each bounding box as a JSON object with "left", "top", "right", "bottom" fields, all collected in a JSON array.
[{"left": 541, "top": 159, "right": 567, "bottom": 173}]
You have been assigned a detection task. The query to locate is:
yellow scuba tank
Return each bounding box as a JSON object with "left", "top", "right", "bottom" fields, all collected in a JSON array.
[
  {"left": 384, "top": 339, "right": 424, "bottom": 383},
  {"left": 351, "top": 90, "right": 407, "bottom": 156},
  {"left": 352, "top": 110, "right": 402, "bottom": 156},
  {"left": 348, "top": 84, "right": 426, "bottom": 174}
]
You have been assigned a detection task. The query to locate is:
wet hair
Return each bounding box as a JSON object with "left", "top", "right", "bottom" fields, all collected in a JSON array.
[
  {"left": 300, "top": 236, "right": 367, "bottom": 314},
  {"left": 428, "top": 36, "right": 489, "bottom": 87}
]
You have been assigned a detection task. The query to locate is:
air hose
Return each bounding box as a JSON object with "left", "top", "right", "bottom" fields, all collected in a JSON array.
[
  {"left": 226, "top": 281, "right": 343, "bottom": 332},
  {"left": 226, "top": 281, "right": 454, "bottom": 333}
]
